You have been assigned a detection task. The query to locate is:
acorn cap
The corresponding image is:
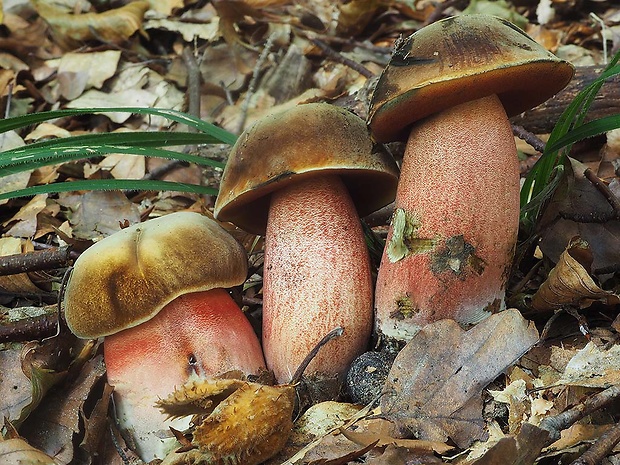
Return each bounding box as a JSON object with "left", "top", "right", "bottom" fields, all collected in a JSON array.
[
  {"left": 368, "top": 14, "right": 575, "bottom": 142},
  {"left": 64, "top": 212, "right": 248, "bottom": 339},
  {"left": 214, "top": 103, "right": 400, "bottom": 235}
]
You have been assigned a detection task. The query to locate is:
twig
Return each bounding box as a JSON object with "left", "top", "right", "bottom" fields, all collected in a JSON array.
[
  {"left": 182, "top": 46, "right": 201, "bottom": 132},
  {"left": 539, "top": 385, "right": 620, "bottom": 441},
  {"left": 0, "top": 246, "right": 74, "bottom": 276},
  {"left": 584, "top": 167, "right": 620, "bottom": 213},
  {"left": 290, "top": 327, "right": 344, "bottom": 384},
  {"left": 0, "top": 312, "right": 59, "bottom": 343},
  {"left": 423, "top": 0, "right": 463, "bottom": 26},
  {"left": 300, "top": 30, "right": 391, "bottom": 54},
  {"left": 512, "top": 124, "right": 546, "bottom": 153},
  {"left": 570, "top": 420, "right": 620, "bottom": 465},
  {"left": 310, "top": 39, "right": 374, "bottom": 79},
  {"left": 236, "top": 33, "right": 277, "bottom": 134}
]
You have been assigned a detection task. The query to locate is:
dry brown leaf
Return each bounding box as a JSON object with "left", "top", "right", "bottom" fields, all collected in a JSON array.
[
  {"left": 54, "top": 50, "right": 121, "bottom": 100},
  {"left": 0, "top": 437, "right": 59, "bottom": 465},
  {"left": 0, "top": 237, "right": 41, "bottom": 293},
  {"left": 531, "top": 237, "right": 620, "bottom": 311},
  {"left": 339, "top": 425, "right": 454, "bottom": 454},
  {"left": 158, "top": 378, "right": 295, "bottom": 465},
  {"left": 32, "top": 0, "right": 150, "bottom": 49},
  {"left": 537, "top": 157, "right": 620, "bottom": 272},
  {"left": 381, "top": 310, "right": 539, "bottom": 448},
  {"left": 555, "top": 341, "right": 620, "bottom": 388}
]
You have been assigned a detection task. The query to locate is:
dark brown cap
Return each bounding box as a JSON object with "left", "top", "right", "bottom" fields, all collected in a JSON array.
[
  {"left": 214, "top": 103, "right": 399, "bottom": 235},
  {"left": 368, "top": 14, "right": 575, "bottom": 142},
  {"left": 64, "top": 212, "right": 248, "bottom": 338}
]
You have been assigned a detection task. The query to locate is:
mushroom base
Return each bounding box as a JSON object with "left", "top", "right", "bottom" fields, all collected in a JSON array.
[
  {"left": 104, "top": 288, "right": 265, "bottom": 461},
  {"left": 374, "top": 94, "right": 520, "bottom": 342},
  {"left": 262, "top": 174, "right": 373, "bottom": 390}
]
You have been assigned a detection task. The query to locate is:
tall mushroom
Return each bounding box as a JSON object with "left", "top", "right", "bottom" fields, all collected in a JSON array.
[
  {"left": 64, "top": 211, "right": 265, "bottom": 462},
  {"left": 214, "top": 103, "right": 399, "bottom": 390},
  {"left": 368, "top": 14, "right": 574, "bottom": 342}
]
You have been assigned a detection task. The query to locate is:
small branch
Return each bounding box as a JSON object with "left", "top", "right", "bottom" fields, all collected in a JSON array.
[
  {"left": 310, "top": 39, "right": 374, "bottom": 79},
  {"left": 539, "top": 385, "right": 620, "bottom": 441},
  {"left": 290, "top": 327, "right": 344, "bottom": 384},
  {"left": 0, "top": 246, "right": 74, "bottom": 276},
  {"left": 0, "top": 312, "right": 59, "bottom": 343},
  {"left": 182, "top": 46, "right": 201, "bottom": 132},
  {"left": 584, "top": 168, "right": 620, "bottom": 213},
  {"left": 512, "top": 124, "right": 546, "bottom": 153},
  {"left": 570, "top": 420, "right": 620, "bottom": 465}
]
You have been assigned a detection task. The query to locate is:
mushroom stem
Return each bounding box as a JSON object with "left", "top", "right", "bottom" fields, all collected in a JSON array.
[
  {"left": 262, "top": 174, "right": 373, "bottom": 385},
  {"left": 374, "top": 95, "right": 520, "bottom": 341},
  {"left": 104, "top": 288, "right": 265, "bottom": 460}
]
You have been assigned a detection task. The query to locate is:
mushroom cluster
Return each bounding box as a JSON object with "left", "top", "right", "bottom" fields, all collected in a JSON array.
[
  {"left": 64, "top": 212, "right": 265, "bottom": 461},
  {"left": 368, "top": 14, "right": 573, "bottom": 342}
]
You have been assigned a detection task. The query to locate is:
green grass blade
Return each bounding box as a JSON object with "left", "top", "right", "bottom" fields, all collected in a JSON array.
[
  {"left": 0, "top": 145, "right": 225, "bottom": 176},
  {"left": 0, "top": 179, "right": 217, "bottom": 201},
  {"left": 544, "top": 115, "right": 620, "bottom": 154},
  {"left": 0, "top": 107, "right": 238, "bottom": 145}
]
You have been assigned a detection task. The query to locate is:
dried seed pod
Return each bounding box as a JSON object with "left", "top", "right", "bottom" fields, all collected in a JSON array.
[{"left": 158, "top": 378, "right": 295, "bottom": 465}]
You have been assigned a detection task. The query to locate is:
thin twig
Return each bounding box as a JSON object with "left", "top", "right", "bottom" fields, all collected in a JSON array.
[
  {"left": 0, "top": 312, "right": 59, "bottom": 343},
  {"left": 539, "top": 385, "right": 620, "bottom": 441},
  {"left": 290, "top": 327, "right": 344, "bottom": 384},
  {"left": 310, "top": 39, "right": 374, "bottom": 79},
  {"left": 182, "top": 46, "right": 201, "bottom": 132},
  {"left": 584, "top": 167, "right": 620, "bottom": 213},
  {"left": 0, "top": 246, "right": 74, "bottom": 276},
  {"left": 512, "top": 124, "right": 546, "bottom": 153},
  {"left": 570, "top": 420, "right": 620, "bottom": 465},
  {"left": 236, "top": 33, "right": 277, "bottom": 134}
]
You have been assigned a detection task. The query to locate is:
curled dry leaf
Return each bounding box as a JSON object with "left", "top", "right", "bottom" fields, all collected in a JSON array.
[
  {"left": 381, "top": 309, "right": 539, "bottom": 448},
  {"left": 157, "top": 378, "right": 295, "bottom": 465},
  {"left": 31, "top": 0, "right": 150, "bottom": 49},
  {"left": 556, "top": 341, "right": 620, "bottom": 388},
  {"left": 531, "top": 237, "right": 620, "bottom": 311},
  {"left": 0, "top": 437, "right": 58, "bottom": 465}
]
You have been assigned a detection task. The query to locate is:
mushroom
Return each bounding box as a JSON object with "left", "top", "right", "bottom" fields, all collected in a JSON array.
[
  {"left": 368, "top": 14, "right": 574, "bottom": 342},
  {"left": 64, "top": 211, "right": 265, "bottom": 461},
  {"left": 214, "top": 103, "right": 399, "bottom": 390}
]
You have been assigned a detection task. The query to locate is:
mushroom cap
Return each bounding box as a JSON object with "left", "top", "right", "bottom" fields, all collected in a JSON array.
[
  {"left": 213, "top": 103, "right": 400, "bottom": 235},
  {"left": 368, "top": 14, "right": 575, "bottom": 142},
  {"left": 64, "top": 211, "right": 248, "bottom": 339}
]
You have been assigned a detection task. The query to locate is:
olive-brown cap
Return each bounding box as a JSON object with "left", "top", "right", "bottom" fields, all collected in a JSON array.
[
  {"left": 64, "top": 212, "right": 248, "bottom": 339},
  {"left": 213, "top": 103, "right": 400, "bottom": 235},
  {"left": 368, "top": 14, "right": 575, "bottom": 142}
]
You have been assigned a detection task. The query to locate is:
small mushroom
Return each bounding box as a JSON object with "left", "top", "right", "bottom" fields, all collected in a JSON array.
[
  {"left": 368, "top": 15, "right": 574, "bottom": 342},
  {"left": 214, "top": 103, "right": 399, "bottom": 390},
  {"left": 64, "top": 211, "right": 265, "bottom": 461}
]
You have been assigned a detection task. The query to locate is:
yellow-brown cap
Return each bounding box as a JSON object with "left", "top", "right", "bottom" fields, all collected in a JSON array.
[
  {"left": 64, "top": 212, "right": 248, "bottom": 338},
  {"left": 214, "top": 103, "right": 400, "bottom": 235},
  {"left": 368, "top": 14, "right": 575, "bottom": 142}
]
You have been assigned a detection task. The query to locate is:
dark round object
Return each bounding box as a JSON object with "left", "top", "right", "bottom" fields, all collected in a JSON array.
[{"left": 346, "top": 351, "right": 393, "bottom": 405}]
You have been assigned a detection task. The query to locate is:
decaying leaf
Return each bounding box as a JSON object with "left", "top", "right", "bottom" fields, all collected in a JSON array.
[
  {"left": 339, "top": 425, "right": 454, "bottom": 454},
  {"left": 537, "top": 157, "right": 620, "bottom": 272},
  {"left": 381, "top": 309, "right": 539, "bottom": 448},
  {"left": 555, "top": 341, "right": 620, "bottom": 388},
  {"left": 531, "top": 237, "right": 620, "bottom": 311},
  {"left": 32, "top": 0, "right": 150, "bottom": 49},
  {"left": 158, "top": 378, "right": 295, "bottom": 465},
  {"left": 0, "top": 437, "right": 59, "bottom": 465}
]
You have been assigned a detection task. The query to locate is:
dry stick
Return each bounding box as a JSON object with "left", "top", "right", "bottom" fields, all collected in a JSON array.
[
  {"left": 570, "top": 420, "right": 620, "bottom": 465},
  {"left": 0, "top": 246, "right": 74, "bottom": 276},
  {"left": 300, "top": 31, "right": 391, "bottom": 54},
  {"left": 0, "top": 312, "right": 59, "bottom": 343},
  {"left": 235, "top": 33, "right": 276, "bottom": 135},
  {"left": 512, "top": 124, "right": 546, "bottom": 154},
  {"left": 584, "top": 167, "right": 620, "bottom": 214},
  {"left": 290, "top": 327, "right": 344, "bottom": 385},
  {"left": 539, "top": 385, "right": 620, "bottom": 441},
  {"left": 310, "top": 39, "right": 375, "bottom": 79}
]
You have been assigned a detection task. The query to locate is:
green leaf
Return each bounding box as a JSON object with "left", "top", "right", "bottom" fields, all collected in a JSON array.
[
  {"left": 0, "top": 107, "right": 237, "bottom": 145},
  {"left": 0, "top": 179, "right": 218, "bottom": 201}
]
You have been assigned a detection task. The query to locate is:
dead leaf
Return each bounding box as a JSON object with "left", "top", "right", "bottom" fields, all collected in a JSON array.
[
  {"left": 339, "top": 426, "right": 454, "bottom": 454},
  {"left": 381, "top": 310, "right": 539, "bottom": 448},
  {"left": 531, "top": 237, "right": 620, "bottom": 311},
  {"left": 555, "top": 341, "right": 620, "bottom": 388},
  {"left": 54, "top": 50, "right": 121, "bottom": 100},
  {"left": 0, "top": 437, "right": 59, "bottom": 465},
  {"left": 32, "top": 0, "right": 150, "bottom": 49},
  {"left": 0, "top": 237, "right": 41, "bottom": 293},
  {"left": 537, "top": 157, "right": 620, "bottom": 272}
]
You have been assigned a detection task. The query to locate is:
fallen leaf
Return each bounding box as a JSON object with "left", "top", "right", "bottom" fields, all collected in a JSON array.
[
  {"left": 55, "top": 50, "right": 121, "bottom": 99},
  {"left": 555, "top": 341, "right": 620, "bottom": 388},
  {"left": 0, "top": 437, "right": 59, "bottom": 465},
  {"left": 537, "top": 157, "right": 620, "bottom": 273},
  {"left": 381, "top": 309, "right": 539, "bottom": 448},
  {"left": 531, "top": 237, "right": 620, "bottom": 311}
]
